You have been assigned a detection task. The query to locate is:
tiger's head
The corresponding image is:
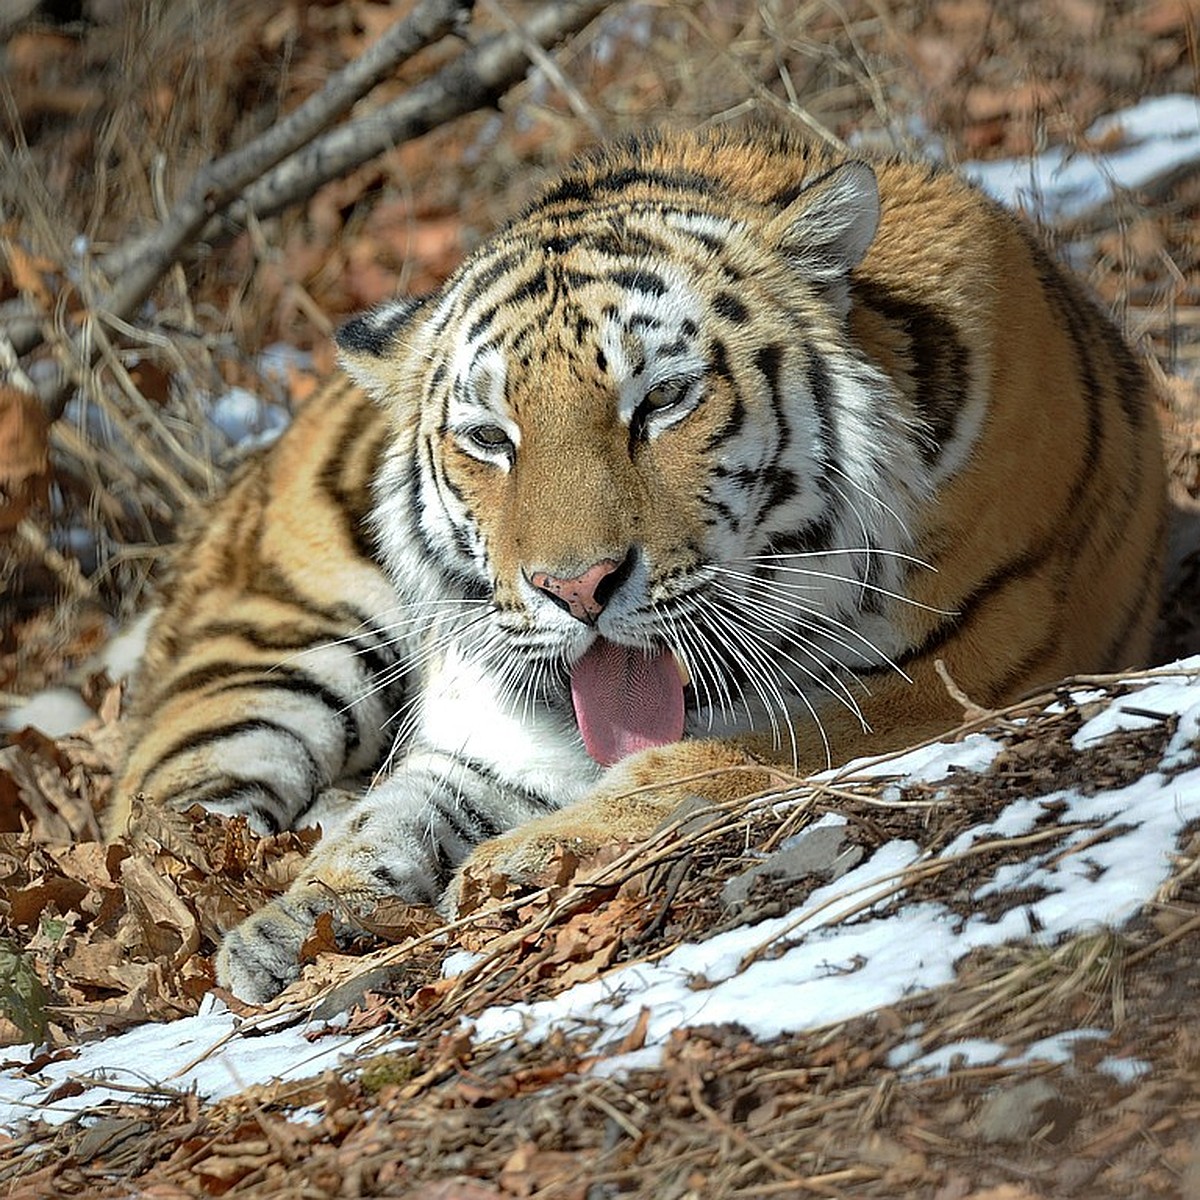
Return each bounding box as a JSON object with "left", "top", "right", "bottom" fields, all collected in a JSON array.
[{"left": 338, "top": 137, "right": 922, "bottom": 765}]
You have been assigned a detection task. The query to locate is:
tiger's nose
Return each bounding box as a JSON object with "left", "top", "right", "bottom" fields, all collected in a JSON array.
[{"left": 528, "top": 554, "right": 632, "bottom": 624}]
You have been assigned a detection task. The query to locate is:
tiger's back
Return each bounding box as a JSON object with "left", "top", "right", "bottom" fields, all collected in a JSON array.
[{"left": 109, "top": 128, "right": 1165, "bottom": 1001}]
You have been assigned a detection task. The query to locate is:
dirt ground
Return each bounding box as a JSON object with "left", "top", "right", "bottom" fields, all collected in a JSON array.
[{"left": 1, "top": 1, "right": 1200, "bottom": 1196}]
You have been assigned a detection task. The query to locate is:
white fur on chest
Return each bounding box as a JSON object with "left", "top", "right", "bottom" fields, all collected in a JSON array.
[{"left": 415, "top": 642, "right": 600, "bottom": 802}]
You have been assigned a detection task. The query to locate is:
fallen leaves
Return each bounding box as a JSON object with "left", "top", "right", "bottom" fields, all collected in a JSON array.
[
  {"left": 0, "top": 387, "right": 49, "bottom": 535},
  {"left": 0, "top": 696, "right": 330, "bottom": 1038}
]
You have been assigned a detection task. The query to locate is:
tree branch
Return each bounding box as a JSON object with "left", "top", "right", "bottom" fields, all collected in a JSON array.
[
  {"left": 4, "top": 0, "right": 617, "bottom": 396},
  {"left": 225, "top": 0, "right": 614, "bottom": 228},
  {"left": 95, "top": 0, "right": 474, "bottom": 288}
]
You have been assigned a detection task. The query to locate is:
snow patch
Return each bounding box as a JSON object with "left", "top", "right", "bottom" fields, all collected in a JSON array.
[{"left": 965, "top": 94, "right": 1200, "bottom": 219}]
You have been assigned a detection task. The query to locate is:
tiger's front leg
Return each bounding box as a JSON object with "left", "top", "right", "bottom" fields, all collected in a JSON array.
[
  {"left": 444, "top": 739, "right": 776, "bottom": 910},
  {"left": 216, "top": 747, "right": 591, "bottom": 1002},
  {"left": 216, "top": 739, "right": 765, "bottom": 1002}
]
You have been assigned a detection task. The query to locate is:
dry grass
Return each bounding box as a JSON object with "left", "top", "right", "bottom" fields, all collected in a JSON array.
[
  {"left": 0, "top": 5, "right": 1199, "bottom": 1193},
  {"left": 2, "top": 1, "right": 1196, "bottom": 647}
]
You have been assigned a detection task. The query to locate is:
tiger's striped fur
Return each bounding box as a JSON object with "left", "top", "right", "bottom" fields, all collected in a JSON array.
[{"left": 110, "top": 128, "right": 1166, "bottom": 1001}]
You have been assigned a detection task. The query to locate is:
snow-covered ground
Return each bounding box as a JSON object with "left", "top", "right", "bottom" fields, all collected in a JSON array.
[
  {"left": 963, "top": 93, "right": 1200, "bottom": 220},
  {"left": 2, "top": 94, "right": 1198, "bottom": 1130},
  {"left": 3, "top": 658, "right": 1199, "bottom": 1129},
  {"left": 470, "top": 661, "right": 1200, "bottom": 1073}
]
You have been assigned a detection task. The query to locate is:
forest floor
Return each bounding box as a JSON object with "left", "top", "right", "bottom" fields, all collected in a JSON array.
[{"left": 1, "top": 1, "right": 1200, "bottom": 1196}]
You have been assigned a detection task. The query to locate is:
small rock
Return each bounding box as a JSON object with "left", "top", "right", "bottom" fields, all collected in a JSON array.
[
  {"left": 975, "top": 1078, "right": 1079, "bottom": 1144},
  {"left": 312, "top": 964, "right": 403, "bottom": 1020},
  {"left": 721, "top": 822, "right": 862, "bottom": 910}
]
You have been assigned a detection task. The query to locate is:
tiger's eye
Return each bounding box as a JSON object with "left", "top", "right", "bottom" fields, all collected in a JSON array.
[
  {"left": 644, "top": 379, "right": 689, "bottom": 411},
  {"left": 466, "top": 425, "right": 512, "bottom": 452}
]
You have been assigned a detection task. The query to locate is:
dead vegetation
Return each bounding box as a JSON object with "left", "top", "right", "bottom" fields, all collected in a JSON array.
[
  {"left": 2, "top": 666, "right": 1200, "bottom": 1196},
  {"left": 1, "top": 1, "right": 1200, "bottom": 1196}
]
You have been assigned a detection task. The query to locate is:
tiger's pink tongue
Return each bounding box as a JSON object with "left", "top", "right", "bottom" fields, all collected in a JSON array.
[{"left": 570, "top": 638, "right": 684, "bottom": 767}]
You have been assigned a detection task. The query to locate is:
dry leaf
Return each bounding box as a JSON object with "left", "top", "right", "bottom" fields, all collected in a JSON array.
[
  {"left": 121, "top": 854, "right": 200, "bottom": 966},
  {"left": 498, "top": 1141, "right": 587, "bottom": 1200},
  {"left": 299, "top": 911, "right": 339, "bottom": 964},
  {"left": 0, "top": 386, "right": 50, "bottom": 534},
  {"left": 3, "top": 244, "right": 55, "bottom": 308}
]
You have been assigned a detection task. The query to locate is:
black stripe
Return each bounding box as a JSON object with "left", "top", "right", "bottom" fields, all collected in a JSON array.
[
  {"left": 371, "top": 862, "right": 435, "bottom": 902},
  {"left": 506, "top": 271, "right": 549, "bottom": 306},
  {"left": 466, "top": 305, "right": 498, "bottom": 344},
  {"left": 205, "top": 672, "right": 364, "bottom": 755},
  {"left": 1097, "top": 508, "right": 1166, "bottom": 668},
  {"left": 192, "top": 620, "right": 352, "bottom": 654},
  {"left": 154, "top": 718, "right": 322, "bottom": 790},
  {"left": 611, "top": 268, "right": 668, "bottom": 298},
  {"left": 571, "top": 311, "right": 596, "bottom": 346},
  {"left": 767, "top": 513, "right": 835, "bottom": 557},
  {"left": 585, "top": 227, "right": 672, "bottom": 260},
  {"left": 753, "top": 343, "right": 796, "bottom": 513},
  {"left": 788, "top": 342, "right": 840, "bottom": 542},
  {"left": 534, "top": 166, "right": 721, "bottom": 211},
  {"left": 879, "top": 548, "right": 1049, "bottom": 674},
  {"left": 455, "top": 755, "right": 559, "bottom": 814},
  {"left": 431, "top": 840, "right": 455, "bottom": 889},
  {"left": 628, "top": 314, "right": 661, "bottom": 333},
  {"left": 454, "top": 796, "right": 504, "bottom": 840},
  {"left": 318, "top": 415, "right": 386, "bottom": 566},
  {"left": 761, "top": 467, "right": 799, "bottom": 509},
  {"left": 672, "top": 221, "right": 724, "bottom": 253},
  {"left": 556, "top": 269, "right": 597, "bottom": 291},
  {"left": 156, "top": 659, "right": 377, "bottom": 745},
  {"left": 701, "top": 493, "right": 739, "bottom": 526},
  {"left": 171, "top": 777, "right": 291, "bottom": 834},
  {"left": 802, "top": 342, "right": 837, "bottom": 463},
  {"left": 351, "top": 625, "right": 410, "bottom": 696},
  {"left": 458, "top": 249, "right": 528, "bottom": 309},
  {"left": 335, "top": 300, "right": 422, "bottom": 357},
  {"left": 429, "top": 796, "right": 477, "bottom": 848},
  {"left": 543, "top": 233, "right": 582, "bottom": 255},
  {"left": 714, "top": 291, "right": 749, "bottom": 324},
  {"left": 852, "top": 278, "right": 970, "bottom": 463},
  {"left": 700, "top": 339, "right": 745, "bottom": 451}
]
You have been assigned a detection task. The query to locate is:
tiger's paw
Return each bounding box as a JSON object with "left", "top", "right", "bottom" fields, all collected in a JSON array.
[
  {"left": 216, "top": 886, "right": 328, "bottom": 1004},
  {"left": 444, "top": 820, "right": 609, "bottom": 917},
  {"left": 442, "top": 780, "right": 691, "bottom": 917}
]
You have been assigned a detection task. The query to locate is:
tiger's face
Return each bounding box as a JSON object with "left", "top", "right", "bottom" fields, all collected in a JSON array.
[{"left": 339, "top": 159, "right": 913, "bottom": 762}]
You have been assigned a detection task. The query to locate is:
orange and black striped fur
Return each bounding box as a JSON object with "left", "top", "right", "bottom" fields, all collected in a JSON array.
[{"left": 110, "top": 128, "right": 1166, "bottom": 1001}]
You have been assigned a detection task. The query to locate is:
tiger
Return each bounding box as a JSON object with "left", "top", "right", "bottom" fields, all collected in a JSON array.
[{"left": 107, "top": 127, "right": 1167, "bottom": 1003}]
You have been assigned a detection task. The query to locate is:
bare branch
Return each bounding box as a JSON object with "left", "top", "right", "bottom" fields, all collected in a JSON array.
[
  {"left": 200, "top": 0, "right": 616, "bottom": 235},
  {"left": 4, "top": 0, "right": 472, "bottom": 363},
  {"left": 97, "top": 0, "right": 474, "bottom": 287},
  {"left": 3, "top": 0, "right": 617, "bottom": 391}
]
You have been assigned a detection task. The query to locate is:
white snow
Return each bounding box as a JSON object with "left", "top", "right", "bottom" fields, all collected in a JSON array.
[
  {"left": 0, "top": 612, "right": 153, "bottom": 738},
  {"left": 0, "top": 688, "right": 95, "bottom": 738},
  {"left": 825, "top": 730, "right": 1004, "bottom": 784},
  {"left": 1098, "top": 1055, "right": 1152, "bottom": 1083},
  {"left": 889, "top": 1028, "right": 1112, "bottom": 1076},
  {"left": 965, "top": 94, "right": 1200, "bottom": 219},
  {"left": 0, "top": 994, "right": 376, "bottom": 1128},
  {"left": 207, "top": 386, "right": 289, "bottom": 449},
  {"left": 460, "top": 662, "right": 1200, "bottom": 1070}
]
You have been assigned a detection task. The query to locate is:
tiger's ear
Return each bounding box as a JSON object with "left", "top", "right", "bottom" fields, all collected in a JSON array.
[
  {"left": 767, "top": 161, "right": 880, "bottom": 301},
  {"left": 335, "top": 297, "right": 428, "bottom": 400}
]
